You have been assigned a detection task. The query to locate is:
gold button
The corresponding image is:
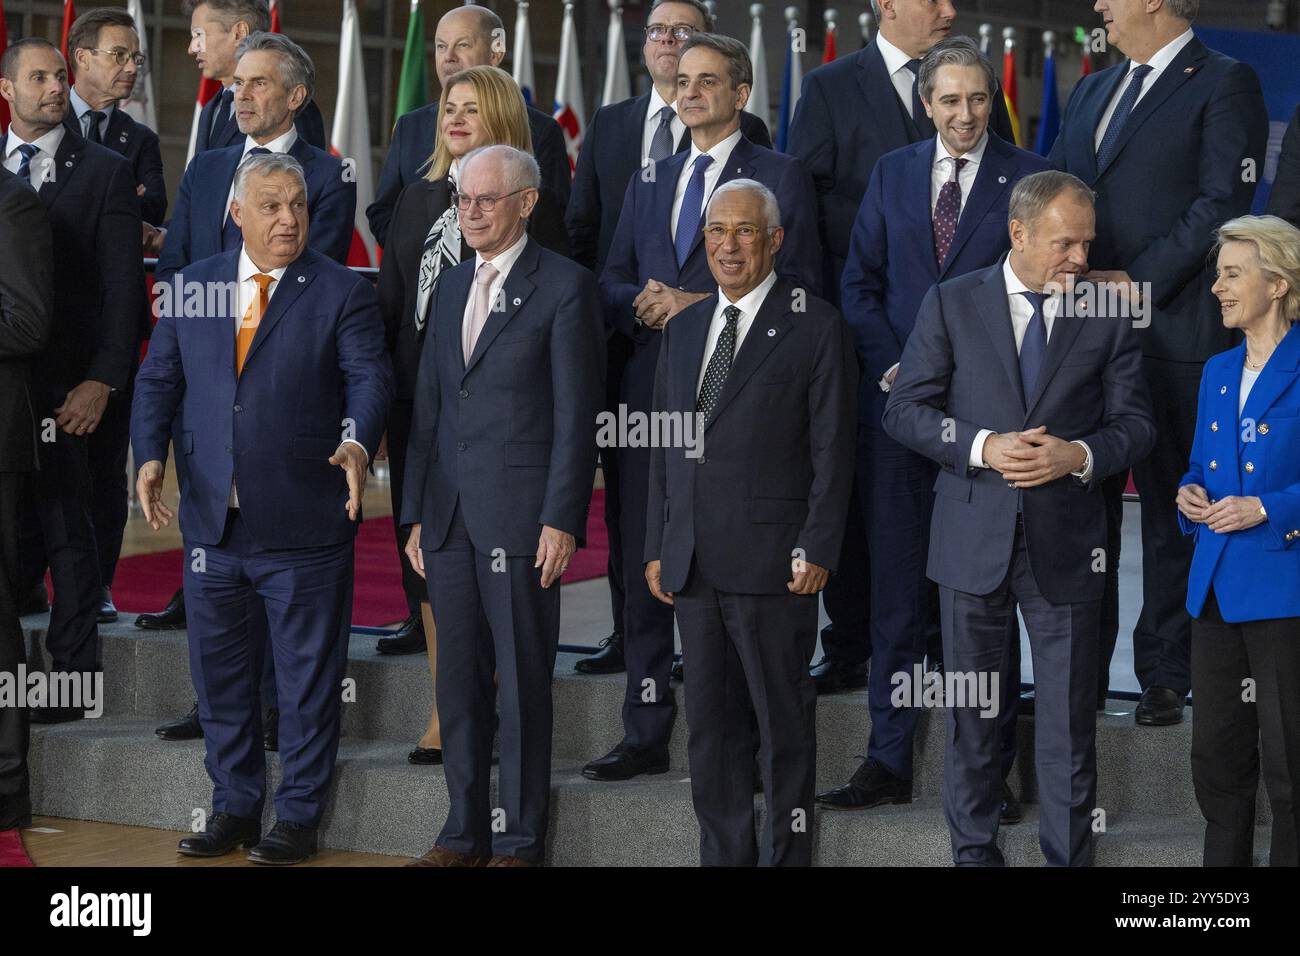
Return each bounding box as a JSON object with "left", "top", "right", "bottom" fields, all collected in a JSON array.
[
  {"left": 1259, "top": 423, "right": 1269, "bottom": 435},
  {"left": 1245, "top": 462, "right": 1255, "bottom": 473},
  {"left": 1209, "top": 460, "right": 1217, "bottom": 470},
  {"left": 1211, "top": 421, "right": 1218, "bottom": 432}
]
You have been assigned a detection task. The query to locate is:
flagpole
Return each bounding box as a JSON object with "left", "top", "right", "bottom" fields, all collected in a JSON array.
[
  {"left": 858, "top": 11, "right": 872, "bottom": 48},
  {"left": 513, "top": 1, "right": 535, "bottom": 106},
  {"left": 744, "top": 4, "right": 770, "bottom": 128},
  {"left": 602, "top": 0, "right": 630, "bottom": 107},
  {"left": 1002, "top": 26, "right": 1022, "bottom": 147},
  {"left": 822, "top": 8, "right": 837, "bottom": 64},
  {"left": 979, "top": 23, "right": 992, "bottom": 56}
]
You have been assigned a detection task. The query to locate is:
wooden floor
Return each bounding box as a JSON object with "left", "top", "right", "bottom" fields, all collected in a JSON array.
[{"left": 22, "top": 817, "right": 407, "bottom": 867}]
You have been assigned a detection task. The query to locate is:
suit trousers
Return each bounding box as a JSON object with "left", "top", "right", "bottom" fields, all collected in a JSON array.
[
  {"left": 184, "top": 509, "right": 353, "bottom": 827},
  {"left": 425, "top": 502, "right": 560, "bottom": 862},
  {"left": 602, "top": 334, "right": 632, "bottom": 637},
  {"left": 0, "top": 474, "right": 31, "bottom": 830},
  {"left": 1191, "top": 589, "right": 1300, "bottom": 867},
  {"left": 940, "top": 520, "right": 1099, "bottom": 866},
  {"left": 88, "top": 374, "right": 134, "bottom": 588},
  {"left": 675, "top": 564, "right": 819, "bottom": 866}
]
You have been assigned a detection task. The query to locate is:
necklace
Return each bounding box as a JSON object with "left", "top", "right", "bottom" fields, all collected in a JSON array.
[{"left": 1245, "top": 353, "right": 1267, "bottom": 370}]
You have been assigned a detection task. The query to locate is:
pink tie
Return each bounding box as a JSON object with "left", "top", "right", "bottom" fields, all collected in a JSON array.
[{"left": 463, "top": 261, "right": 498, "bottom": 364}]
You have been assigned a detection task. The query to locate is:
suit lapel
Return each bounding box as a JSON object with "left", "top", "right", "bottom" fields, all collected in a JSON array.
[
  {"left": 1023, "top": 301, "right": 1086, "bottom": 420},
  {"left": 653, "top": 152, "right": 687, "bottom": 256},
  {"left": 38, "top": 130, "right": 84, "bottom": 205},
  {"left": 106, "top": 109, "right": 132, "bottom": 155},
  {"left": 974, "top": 263, "right": 1027, "bottom": 410},
  {"left": 243, "top": 253, "right": 314, "bottom": 370},
  {"left": 214, "top": 250, "right": 241, "bottom": 381},
  {"left": 857, "top": 43, "right": 913, "bottom": 148},
  {"left": 463, "top": 238, "right": 541, "bottom": 377},
  {"left": 681, "top": 136, "right": 756, "bottom": 268},
  {"left": 705, "top": 279, "right": 792, "bottom": 431},
  {"left": 1077, "top": 66, "right": 1127, "bottom": 183},
  {"left": 675, "top": 296, "right": 714, "bottom": 413},
  {"left": 1098, "top": 40, "right": 1207, "bottom": 178},
  {"left": 941, "top": 138, "right": 1008, "bottom": 276},
  {"left": 209, "top": 149, "right": 243, "bottom": 242},
  {"left": 1241, "top": 324, "right": 1300, "bottom": 426}
]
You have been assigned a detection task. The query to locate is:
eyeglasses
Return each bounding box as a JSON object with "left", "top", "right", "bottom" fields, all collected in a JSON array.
[
  {"left": 646, "top": 23, "right": 696, "bottom": 43},
  {"left": 89, "top": 48, "right": 147, "bottom": 68},
  {"left": 702, "top": 223, "right": 773, "bottom": 244},
  {"left": 451, "top": 188, "right": 528, "bottom": 213}
]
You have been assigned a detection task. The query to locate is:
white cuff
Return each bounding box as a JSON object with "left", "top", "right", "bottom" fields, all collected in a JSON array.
[
  {"left": 878, "top": 362, "right": 900, "bottom": 393},
  {"left": 970, "top": 428, "right": 994, "bottom": 469},
  {"left": 341, "top": 437, "right": 370, "bottom": 466},
  {"left": 1070, "top": 439, "right": 1093, "bottom": 482}
]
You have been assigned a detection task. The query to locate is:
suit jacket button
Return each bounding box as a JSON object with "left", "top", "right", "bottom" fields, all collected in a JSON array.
[
  {"left": 233, "top": 404, "right": 242, "bottom": 412},
  {"left": 458, "top": 389, "right": 469, "bottom": 399},
  {"left": 1259, "top": 423, "right": 1269, "bottom": 435},
  {"left": 457, "top": 441, "right": 467, "bottom": 451},
  {"left": 1209, "top": 460, "right": 1217, "bottom": 471},
  {"left": 1210, "top": 421, "right": 1218, "bottom": 432},
  {"left": 1245, "top": 461, "right": 1255, "bottom": 473}
]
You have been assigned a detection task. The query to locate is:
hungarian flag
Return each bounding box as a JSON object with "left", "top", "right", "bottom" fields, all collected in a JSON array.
[
  {"left": 552, "top": 1, "right": 585, "bottom": 173},
  {"left": 60, "top": 0, "right": 77, "bottom": 82},
  {"left": 512, "top": 0, "right": 535, "bottom": 106},
  {"left": 1002, "top": 42, "right": 1022, "bottom": 146},
  {"left": 394, "top": 0, "right": 428, "bottom": 124},
  {"left": 331, "top": 0, "right": 377, "bottom": 267},
  {"left": 0, "top": 0, "right": 10, "bottom": 132}
]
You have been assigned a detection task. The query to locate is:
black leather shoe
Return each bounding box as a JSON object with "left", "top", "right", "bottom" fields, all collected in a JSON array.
[
  {"left": 582, "top": 741, "right": 670, "bottom": 781},
  {"left": 575, "top": 632, "right": 625, "bottom": 674},
  {"left": 19, "top": 584, "right": 48, "bottom": 616},
  {"left": 408, "top": 746, "right": 443, "bottom": 765},
  {"left": 97, "top": 586, "right": 118, "bottom": 624},
  {"left": 135, "top": 588, "right": 186, "bottom": 630},
  {"left": 177, "top": 812, "right": 260, "bottom": 857},
  {"left": 809, "top": 656, "right": 868, "bottom": 694},
  {"left": 1135, "top": 686, "right": 1185, "bottom": 726},
  {"left": 248, "top": 820, "right": 318, "bottom": 865},
  {"left": 155, "top": 702, "right": 202, "bottom": 740},
  {"left": 375, "top": 614, "right": 426, "bottom": 655},
  {"left": 30, "top": 705, "right": 85, "bottom": 724},
  {"left": 815, "top": 758, "right": 912, "bottom": 810},
  {"left": 670, "top": 657, "right": 684, "bottom": 682},
  {"left": 1000, "top": 781, "right": 1023, "bottom": 825},
  {"left": 263, "top": 708, "right": 279, "bottom": 752}
]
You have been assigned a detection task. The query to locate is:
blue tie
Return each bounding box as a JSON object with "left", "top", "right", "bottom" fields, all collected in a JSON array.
[
  {"left": 675, "top": 154, "right": 713, "bottom": 268},
  {"left": 222, "top": 147, "right": 271, "bottom": 250},
  {"left": 1019, "top": 291, "right": 1048, "bottom": 401},
  {"left": 210, "top": 88, "right": 235, "bottom": 144},
  {"left": 14, "top": 143, "right": 39, "bottom": 188},
  {"left": 1096, "top": 64, "right": 1153, "bottom": 171}
]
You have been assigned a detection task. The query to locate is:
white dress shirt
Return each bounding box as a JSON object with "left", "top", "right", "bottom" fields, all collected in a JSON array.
[
  {"left": 877, "top": 31, "right": 921, "bottom": 119},
  {"left": 1240, "top": 365, "right": 1261, "bottom": 417},
  {"left": 461, "top": 230, "right": 531, "bottom": 353},
  {"left": 223, "top": 126, "right": 299, "bottom": 226},
  {"left": 671, "top": 128, "right": 743, "bottom": 243},
  {"left": 696, "top": 270, "right": 777, "bottom": 398},
  {"left": 69, "top": 87, "right": 115, "bottom": 141},
  {"left": 3, "top": 125, "right": 65, "bottom": 190},
  {"left": 930, "top": 130, "right": 987, "bottom": 216},
  {"left": 968, "top": 257, "right": 1093, "bottom": 480},
  {"left": 1093, "top": 29, "right": 1195, "bottom": 151},
  {"left": 642, "top": 87, "right": 686, "bottom": 164}
]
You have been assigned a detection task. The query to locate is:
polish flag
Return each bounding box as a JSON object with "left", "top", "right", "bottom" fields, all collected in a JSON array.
[
  {"left": 552, "top": 1, "right": 585, "bottom": 173},
  {"left": 331, "top": 0, "right": 378, "bottom": 267}
]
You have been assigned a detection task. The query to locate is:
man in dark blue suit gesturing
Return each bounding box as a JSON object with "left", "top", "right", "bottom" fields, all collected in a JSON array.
[
  {"left": 1048, "top": 0, "right": 1268, "bottom": 726},
  {"left": 132, "top": 152, "right": 393, "bottom": 865},
  {"left": 820, "top": 36, "right": 1046, "bottom": 815},
  {"left": 884, "top": 172, "right": 1156, "bottom": 866},
  {"left": 589, "top": 33, "right": 819, "bottom": 783}
]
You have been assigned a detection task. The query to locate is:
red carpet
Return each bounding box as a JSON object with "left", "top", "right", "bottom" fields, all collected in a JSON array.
[
  {"left": 0, "top": 829, "right": 34, "bottom": 867},
  {"left": 111, "top": 490, "right": 609, "bottom": 627}
]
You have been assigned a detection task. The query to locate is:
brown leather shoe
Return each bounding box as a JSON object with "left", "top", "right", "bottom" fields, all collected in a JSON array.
[
  {"left": 404, "top": 845, "right": 488, "bottom": 867},
  {"left": 486, "top": 855, "right": 536, "bottom": 867}
]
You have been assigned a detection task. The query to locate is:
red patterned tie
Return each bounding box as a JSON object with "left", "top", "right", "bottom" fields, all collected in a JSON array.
[{"left": 933, "top": 157, "right": 968, "bottom": 268}]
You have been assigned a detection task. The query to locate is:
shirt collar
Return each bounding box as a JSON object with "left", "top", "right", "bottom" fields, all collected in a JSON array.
[
  {"left": 475, "top": 230, "right": 530, "bottom": 279},
  {"left": 720, "top": 269, "right": 778, "bottom": 312},
  {"left": 6, "top": 125, "right": 65, "bottom": 160},
  {"left": 876, "top": 31, "right": 915, "bottom": 78},
  {"left": 244, "top": 126, "right": 297, "bottom": 157},
  {"left": 238, "top": 247, "right": 289, "bottom": 284},
  {"left": 687, "top": 127, "right": 743, "bottom": 169},
  {"left": 935, "top": 130, "right": 989, "bottom": 166},
  {"left": 69, "top": 87, "right": 115, "bottom": 122},
  {"left": 1129, "top": 28, "right": 1195, "bottom": 74},
  {"left": 647, "top": 86, "right": 677, "bottom": 123},
  {"left": 1003, "top": 255, "right": 1032, "bottom": 297}
]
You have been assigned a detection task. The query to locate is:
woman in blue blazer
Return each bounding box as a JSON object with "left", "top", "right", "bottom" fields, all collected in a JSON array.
[{"left": 1177, "top": 215, "right": 1300, "bottom": 867}]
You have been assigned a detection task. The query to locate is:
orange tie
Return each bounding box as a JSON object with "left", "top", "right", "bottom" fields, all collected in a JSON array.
[{"left": 236, "top": 273, "right": 274, "bottom": 376}]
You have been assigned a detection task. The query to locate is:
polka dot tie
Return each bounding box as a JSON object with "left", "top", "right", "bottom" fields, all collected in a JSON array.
[
  {"left": 932, "top": 157, "right": 968, "bottom": 269},
  {"left": 697, "top": 305, "right": 740, "bottom": 425}
]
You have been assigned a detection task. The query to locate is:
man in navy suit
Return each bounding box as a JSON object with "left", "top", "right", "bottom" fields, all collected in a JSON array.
[
  {"left": 400, "top": 146, "right": 603, "bottom": 867},
  {"left": 820, "top": 37, "right": 1045, "bottom": 815},
  {"left": 132, "top": 152, "right": 392, "bottom": 865},
  {"left": 589, "top": 33, "right": 819, "bottom": 783},
  {"left": 148, "top": 30, "right": 356, "bottom": 745},
  {"left": 1, "top": 39, "right": 145, "bottom": 721},
  {"left": 366, "top": 4, "right": 569, "bottom": 249},
  {"left": 1048, "top": 0, "right": 1267, "bottom": 726},
  {"left": 567, "top": 0, "right": 770, "bottom": 680},
  {"left": 884, "top": 171, "right": 1156, "bottom": 866},
  {"left": 645, "top": 180, "right": 857, "bottom": 866}
]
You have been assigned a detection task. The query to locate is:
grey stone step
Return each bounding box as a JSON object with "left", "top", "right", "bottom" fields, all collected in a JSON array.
[{"left": 30, "top": 715, "right": 1258, "bottom": 866}]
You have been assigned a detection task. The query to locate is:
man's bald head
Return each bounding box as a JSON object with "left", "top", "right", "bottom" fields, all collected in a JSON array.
[{"left": 434, "top": 5, "right": 506, "bottom": 88}]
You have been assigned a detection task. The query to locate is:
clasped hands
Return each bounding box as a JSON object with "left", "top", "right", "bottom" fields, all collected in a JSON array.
[
  {"left": 982, "top": 425, "right": 1087, "bottom": 488},
  {"left": 1176, "top": 485, "right": 1266, "bottom": 535},
  {"left": 633, "top": 280, "right": 709, "bottom": 330},
  {"left": 405, "top": 523, "right": 576, "bottom": 589}
]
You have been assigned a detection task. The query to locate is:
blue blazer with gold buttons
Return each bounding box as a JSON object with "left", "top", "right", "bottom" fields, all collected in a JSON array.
[{"left": 1180, "top": 323, "right": 1300, "bottom": 622}]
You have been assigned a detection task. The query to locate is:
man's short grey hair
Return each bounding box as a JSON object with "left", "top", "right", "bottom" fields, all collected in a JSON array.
[
  {"left": 650, "top": 0, "right": 716, "bottom": 33},
  {"left": 1167, "top": 0, "right": 1199, "bottom": 22},
  {"left": 460, "top": 144, "right": 541, "bottom": 192},
  {"left": 707, "top": 179, "right": 781, "bottom": 230},
  {"left": 1009, "top": 171, "right": 1095, "bottom": 227},
  {"left": 236, "top": 31, "right": 315, "bottom": 103},
  {"left": 679, "top": 33, "right": 753, "bottom": 90},
  {"left": 918, "top": 36, "right": 997, "bottom": 103},
  {"left": 233, "top": 151, "right": 307, "bottom": 202}
]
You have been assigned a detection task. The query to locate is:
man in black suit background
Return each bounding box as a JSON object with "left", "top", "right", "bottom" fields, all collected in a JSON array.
[
  {"left": 65, "top": 8, "right": 162, "bottom": 624},
  {"left": 645, "top": 180, "right": 857, "bottom": 865},
  {"left": 1268, "top": 105, "right": 1300, "bottom": 230},
  {"left": 1048, "top": 0, "right": 1268, "bottom": 726},
  {"left": 366, "top": 3, "right": 570, "bottom": 250},
  {"left": 0, "top": 166, "right": 54, "bottom": 835},
  {"left": 788, "top": 0, "right": 1013, "bottom": 694},
  {"left": 567, "top": 0, "right": 771, "bottom": 679},
  {"left": 1, "top": 38, "right": 145, "bottom": 722}
]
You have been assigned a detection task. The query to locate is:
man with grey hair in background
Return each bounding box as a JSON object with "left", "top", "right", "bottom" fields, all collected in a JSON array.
[
  {"left": 133, "top": 150, "right": 392, "bottom": 864},
  {"left": 400, "top": 145, "right": 603, "bottom": 867},
  {"left": 645, "top": 179, "right": 857, "bottom": 865},
  {"left": 149, "top": 30, "right": 356, "bottom": 748},
  {"left": 884, "top": 171, "right": 1155, "bottom": 865}
]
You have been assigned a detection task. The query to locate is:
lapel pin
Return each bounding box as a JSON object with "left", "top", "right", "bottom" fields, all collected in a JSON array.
[
  {"left": 64, "top": 160, "right": 73, "bottom": 167},
  {"left": 998, "top": 175, "right": 1007, "bottom": 184},
  {"left": 119, "top": 133, "right": 128, "bottom": 143},
  {"left": 297, "top": 275, "right": 305, "bottom": 283},
  {"left": 1220, "top": 385, "right": 1227, "bottom": 394},
  {"left": 1184, "top": 67, "right": 1195, "bottom": 73},
  {"left": 513, "top": 297, "right": 522, "bottom": 306},
  {"left": 766, "top": 328, "right": 776, "bottom": 337}
]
